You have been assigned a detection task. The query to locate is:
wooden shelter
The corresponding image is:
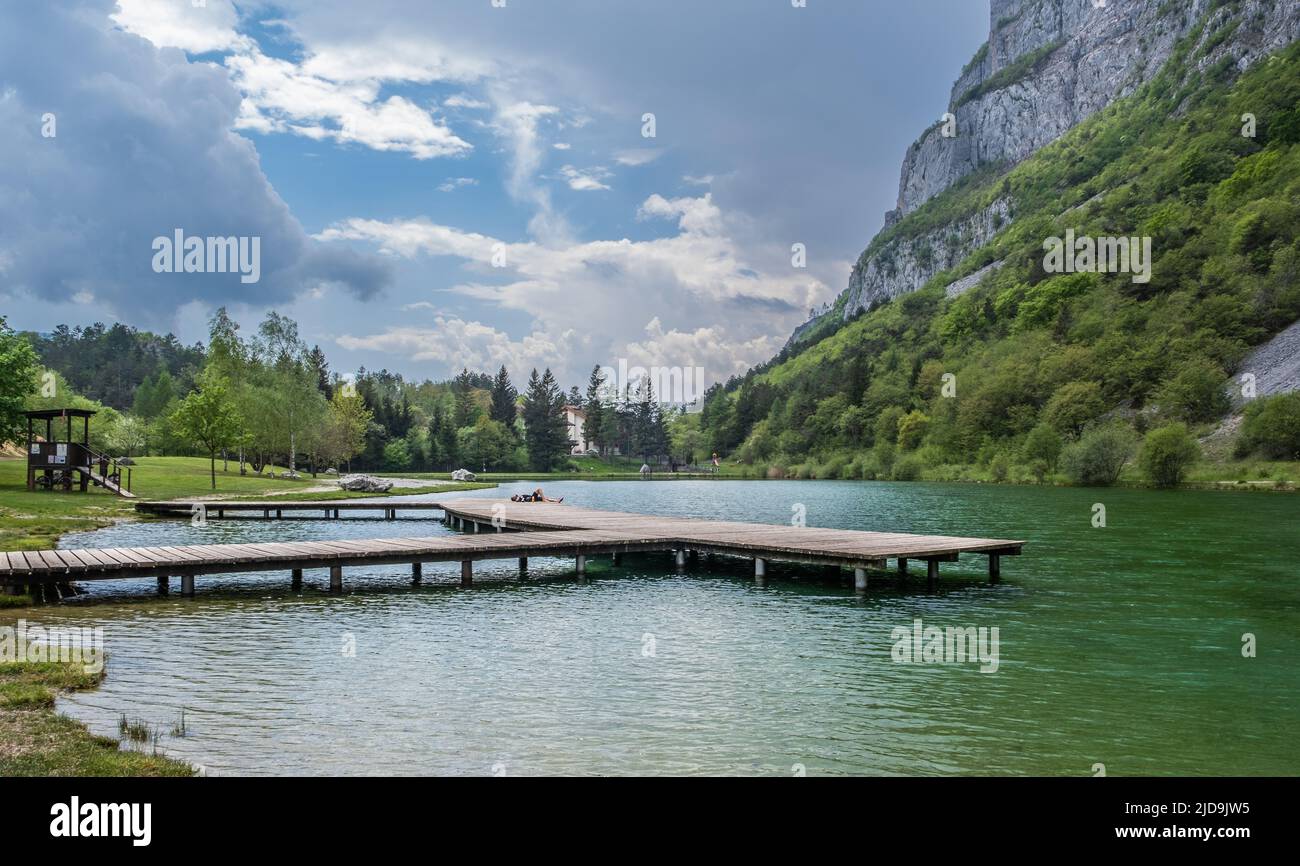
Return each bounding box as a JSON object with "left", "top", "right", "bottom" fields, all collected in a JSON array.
[{"left": 24, "top": 408, "right": 133, "bottom": 496}]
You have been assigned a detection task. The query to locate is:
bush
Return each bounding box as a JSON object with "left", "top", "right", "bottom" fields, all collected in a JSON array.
[
  {"left": 821, "top": 454, "right": 848, "bottom": 479},
  {"left": 892, "top": 454, "right": 924, "bottom": 481},
  {"left": 1022, "top": 423, "right": 1063, "bottom": 469},
  {"left": 1155, "top": 360, "right": 1229, "bottom": 422},
  {"left": 1043, "top": 381, "right": 1107, "bottom": 436},
  {"left": 1139, "top": 423, "right": 1200, "bottom": 487},
  {"left": 896, "top": 411, "right": 930, "bottom": 450},
  {"left": 1238, "top": 393, "right": 1300, "bottom": 459},
  {"left": 1060, "top": 423, "right": 1137, "bottom": 486}
]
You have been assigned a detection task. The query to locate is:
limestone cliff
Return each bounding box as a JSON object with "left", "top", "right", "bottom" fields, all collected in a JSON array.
[{"left": 824, "top": 0, "right": 1300, "bottom": 324}]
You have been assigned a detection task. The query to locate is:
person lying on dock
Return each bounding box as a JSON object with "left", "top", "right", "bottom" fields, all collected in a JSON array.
[{"left": 532, "top": 488, "right": 563, "bottom": 503}]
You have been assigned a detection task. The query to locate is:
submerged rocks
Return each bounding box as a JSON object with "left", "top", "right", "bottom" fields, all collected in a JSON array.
[{"left": 338, "top": 474, "right": 393, "bottom": 492}]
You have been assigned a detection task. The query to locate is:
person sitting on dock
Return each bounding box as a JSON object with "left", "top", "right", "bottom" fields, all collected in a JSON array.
[{"left": 532, "top": 488, "right": 563, "bottom": 503}]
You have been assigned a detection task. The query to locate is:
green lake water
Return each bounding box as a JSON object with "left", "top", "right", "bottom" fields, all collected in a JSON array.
[{"left": 16, "top": 479, "right": 1298, "bottom": 776}]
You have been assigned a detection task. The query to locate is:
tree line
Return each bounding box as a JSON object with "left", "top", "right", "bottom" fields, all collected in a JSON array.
[{"left": 1, "top": 310, "right": 701, "bottom": 489}]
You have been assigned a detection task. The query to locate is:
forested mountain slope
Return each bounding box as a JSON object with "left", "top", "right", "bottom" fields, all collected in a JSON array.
[{"left": 700, "top": 7, "right": 1300, "bottom": 481}]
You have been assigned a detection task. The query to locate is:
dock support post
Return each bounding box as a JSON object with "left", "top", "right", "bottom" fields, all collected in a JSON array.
[
  {"left": 519, "top": 557, "right": 528, "bottom": 575},
  {"left": 460, "top": 560, "right": 473, "bottom": 587},
  {"left": 854, "top": 568, "right": 868, "bottom": 593},
  {"left": 989, "top": 554, "right": 1001, "bottom": 584},
  {"left": 473, "top": 521, "right": 480, "bottom": 533},
  {"left": 157, "top": 576, "right": 169, "bottom": 596},
  {"left": 926, "top": 559, "right": 939, "bottom": 592},
  {"left": 411, "top": 562, "right": 422, "bottom": 586},
  {"left": 291, "top": 568, "right": 303, "bottom": 590},
  {"left": 329, "top": 565, "right": 342, "bottom": 593},
  {"left": 675, "top": 549, "right": 687, "bottom": 571},
  {"left": 612, "top": 552, "right": 621, "bottom": 566},
  {"left": 276, "top": 509, "right": 282, "bottom": 519},
  {"left": 181, "top": 574, "right": 195, "bottom": 597},
  {"left": 576, "top": 555, "right": 587, "bottom": 576},
  {"left": 754, "top": 557, "right": 767, "bottom": 584}
]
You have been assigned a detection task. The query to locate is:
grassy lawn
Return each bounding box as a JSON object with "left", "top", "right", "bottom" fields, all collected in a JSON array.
[{"left": 0, "top": 661, "right": 193, "bottom": 776}]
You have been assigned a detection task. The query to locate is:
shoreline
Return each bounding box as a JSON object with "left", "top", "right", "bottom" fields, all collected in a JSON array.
[{"left": 0, "top": 659, "right": 194, "bottom": 776}]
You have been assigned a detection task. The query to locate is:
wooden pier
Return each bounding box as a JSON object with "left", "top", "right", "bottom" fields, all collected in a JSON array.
[
  {"left": 136, "top": 500, "right": 446, "bottom": 520},
  {"left": 0, "top": 498, "right": 1023, "bottom": 598}
]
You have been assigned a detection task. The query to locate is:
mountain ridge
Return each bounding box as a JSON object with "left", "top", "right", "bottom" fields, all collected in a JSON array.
[{"left": 784, "top": 0, "right": 1300, "bottom": 341}]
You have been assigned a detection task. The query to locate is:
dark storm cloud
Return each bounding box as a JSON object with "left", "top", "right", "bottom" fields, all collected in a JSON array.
[{"left": 0, "top": 0, "right": 392, "bottom": 320}]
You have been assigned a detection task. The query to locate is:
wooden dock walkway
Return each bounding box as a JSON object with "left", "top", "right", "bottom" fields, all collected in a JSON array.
[
  {"left": 136, "top": 500, "right": 445, "bottom": 520},
  {"left": 1, "top": 498, "right": 1023, "bottom": 598}
]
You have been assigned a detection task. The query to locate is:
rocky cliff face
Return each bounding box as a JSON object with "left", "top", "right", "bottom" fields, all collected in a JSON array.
[
  {"left": 842, "top": 197, "right": 1012, "bottom": 315},
  {"left": 828, "top": 0, "right": 1300, "bottom": 323}
]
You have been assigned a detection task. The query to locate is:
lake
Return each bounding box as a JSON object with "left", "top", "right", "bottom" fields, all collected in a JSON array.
[{"left": 22, "top": 479, "right": 1300, "bottom": 776}]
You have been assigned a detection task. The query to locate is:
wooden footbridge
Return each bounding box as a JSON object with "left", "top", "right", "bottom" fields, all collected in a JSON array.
[{"left": 0, "top": 498, "right": 1023, "bottom": 598}]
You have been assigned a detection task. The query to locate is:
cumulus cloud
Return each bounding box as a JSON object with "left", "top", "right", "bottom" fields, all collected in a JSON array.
[
  {"left": 0, "top": 0, "right": 393, "bottom": 318},
  {"left": 227, "top": 49, "right": 471, "bottom": 159},
  {"left": 337, "top": 318, "right": 567, "bottom": 375},
  {"left": 559, "top": 165, "right": 611, "bottom": 192},
  {"left": 317, "top": 192, "right": 824, "bottom": 383},
  {"left": 111, "top": 0, "right": 252, "bottom": 54}
]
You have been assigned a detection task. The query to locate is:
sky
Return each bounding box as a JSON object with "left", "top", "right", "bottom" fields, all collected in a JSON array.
[{"left": 0, "top": 0, "right": 989, "bottom": 390}]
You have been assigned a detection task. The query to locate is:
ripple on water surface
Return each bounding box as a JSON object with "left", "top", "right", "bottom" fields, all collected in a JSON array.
[{"left": 28, "top": 480, "right": 1300, "bottom": 776}]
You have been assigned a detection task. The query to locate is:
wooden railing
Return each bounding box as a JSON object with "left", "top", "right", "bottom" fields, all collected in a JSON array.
[{"left": 83, "top": 446, "right": 132, "bottom": 494}]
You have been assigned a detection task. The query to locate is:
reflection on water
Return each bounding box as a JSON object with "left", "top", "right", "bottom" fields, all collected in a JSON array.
[{"left": 12, "top": 480, "right": 1297, "bottom": 775}]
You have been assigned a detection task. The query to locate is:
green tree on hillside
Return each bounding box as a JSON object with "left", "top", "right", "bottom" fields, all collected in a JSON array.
[
  {"left": 1237, "top": 393, "right": 1300, "bottom": 459},
  {"left": 0, "top": 317, "right": 40, "bottom": 446}
]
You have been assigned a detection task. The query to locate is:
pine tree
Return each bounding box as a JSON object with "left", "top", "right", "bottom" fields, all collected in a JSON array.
[
  {"left": 584, "top": 365, "right": 606, "bottom": 456},
  {"left": 489, "top": 365, "right": 518, "bottom": 429},
  {"left": 454, "top": 367, "right": 480, "bottom": 429},
  {"left": 633, "top": 378, "right": 661, "bottom": 461},
  {"left": 306, "top": 345, "right": 332, "bottom": 399},
  {"left": 523, "top": 368, "right": 569, "bottom": 471}
]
